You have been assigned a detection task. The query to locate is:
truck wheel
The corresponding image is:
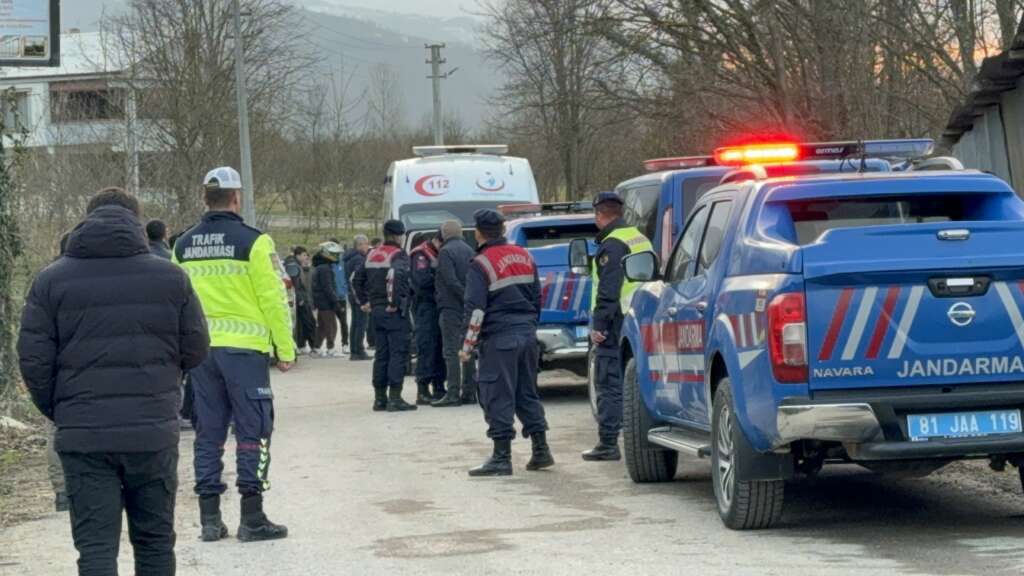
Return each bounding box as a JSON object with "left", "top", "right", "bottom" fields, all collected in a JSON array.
[
  {"left": 623, "top": 357, "right": 678, "bottom": 483},
  {"left": 587, "top": 349, "right": 598, "bottom": 419},
  {"left": 712, "top": 377, "right": 784, "bottom": 530}
]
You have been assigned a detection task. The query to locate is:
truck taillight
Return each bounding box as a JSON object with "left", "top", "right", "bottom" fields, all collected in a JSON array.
[{"left": 768, "top": 293, "right": 807, "bottom": 383}]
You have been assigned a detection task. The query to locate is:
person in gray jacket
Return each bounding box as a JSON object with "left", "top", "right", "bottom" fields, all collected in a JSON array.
[{"left": 432, "top": 220, "right": 478, "bottom": 407}]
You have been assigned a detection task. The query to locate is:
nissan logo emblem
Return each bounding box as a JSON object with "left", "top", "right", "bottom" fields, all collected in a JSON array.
[{"left": 947, "top": 302, "right": 976, "bottom": 327}]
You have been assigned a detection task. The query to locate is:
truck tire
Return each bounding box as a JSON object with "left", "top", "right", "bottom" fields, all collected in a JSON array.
[
  {"left": 623, "top": 357, "right": 678, "bottom": 483},
  {"left": 712, "top": 377, "right": 784, "bottom": 530}
]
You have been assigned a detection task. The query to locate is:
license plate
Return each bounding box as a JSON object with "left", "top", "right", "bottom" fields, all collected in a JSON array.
[
  {"left": 575, "top": 325, "right": 590, "bottom": 340},
  {"left": 907, "top": 409, "right": 1022, "bottom": 442}
]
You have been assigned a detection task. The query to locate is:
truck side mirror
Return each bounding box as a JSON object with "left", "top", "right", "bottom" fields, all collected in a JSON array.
[
  {"left": 623, "top": 251, "right": 659, "bottom": 282},
  {"left": 569, "top": 238, "right": 589, "bottom": 276}
]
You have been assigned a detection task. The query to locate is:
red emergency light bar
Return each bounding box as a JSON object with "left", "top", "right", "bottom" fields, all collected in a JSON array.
[
  {"left": 714, "top": 143, "right": 801, "bottom": 166},
  {"left": 713, "top": 139, "right": 934, "bottom": 166},
  {"left": 643, "top": 156, "right": 714, "bottom": 172}
]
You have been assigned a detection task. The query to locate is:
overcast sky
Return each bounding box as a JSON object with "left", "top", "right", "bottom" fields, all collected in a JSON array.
[{"left": 300, "top": 0, "right": 481, "bottom": 18}]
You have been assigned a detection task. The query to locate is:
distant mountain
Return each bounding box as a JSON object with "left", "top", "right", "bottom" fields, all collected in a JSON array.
[
  {"left": 58, "top": 0, "right": 498, "bottom": 130},
  {"left": 301, "top": 7, "right": 497, "bottom": 130}
]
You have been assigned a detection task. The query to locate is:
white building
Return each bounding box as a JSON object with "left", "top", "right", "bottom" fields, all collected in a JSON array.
[{"left": 0, "top": 31, "right": 145, "bottom": 191}]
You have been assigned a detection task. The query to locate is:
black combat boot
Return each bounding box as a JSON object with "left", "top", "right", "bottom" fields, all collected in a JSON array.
[
  {"left": 387, "top": 385, "right": 417, "bottom": 412},
  {"left": 461, "top": 392, "right": 478, "bottom": 405},
  {"left": 432, "top": 381, "right": 447, "bottom": 401},
  {"left": 582, "top": 440, "right": 621, "bottom": 461},
  {"left": 416, "top": 382, "right": 433, "bottom": 406},
  {"left": 237, "top": 494, "right": 288, "bottom": 542},
  {"left": 468, "top": 439, "right": 513, "bottom": 477},
  {"left": 372, "top": 387, "right": 388, "bottom": 412},
  {"left": 432, "top": 385, "right": 461, "bottom": 407},
  {"left": 526, "top": 432, "right": 555, "bottom": 471},
  {"left": 199, "top": 494, "right": 229, "bottom": 542}
]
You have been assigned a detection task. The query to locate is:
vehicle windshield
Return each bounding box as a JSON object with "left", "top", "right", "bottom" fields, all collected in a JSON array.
[
  {"left": 399, "top": 201, "right": 511, "bottom": 229},
  {"left": 521, "top": 222, "right": 598, "bottom": 248}
]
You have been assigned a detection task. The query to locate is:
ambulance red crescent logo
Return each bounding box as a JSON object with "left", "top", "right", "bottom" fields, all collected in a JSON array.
[{"left": 414, "top": 174, "right": 449, "bottom": 197}]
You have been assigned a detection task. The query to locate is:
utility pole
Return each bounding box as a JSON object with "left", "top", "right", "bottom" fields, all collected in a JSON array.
[
  {"left": 426, "top": 43, "right": 447, "bottom": 146},
  {"left": 234, "top": 0, "right": 256, "bottom": 225}
]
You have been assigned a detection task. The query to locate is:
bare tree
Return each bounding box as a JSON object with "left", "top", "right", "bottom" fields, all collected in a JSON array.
[{"left": 107, "top": 0, "right": 316, "bottom": 227}]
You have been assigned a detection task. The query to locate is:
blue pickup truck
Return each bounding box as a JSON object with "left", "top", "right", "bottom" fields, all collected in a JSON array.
[
  {"left": 504, "top": 204, "right": 597, "bottom": 376},
  {"left": 586, "top": 140, "right": 1024, "bottom": 529}
]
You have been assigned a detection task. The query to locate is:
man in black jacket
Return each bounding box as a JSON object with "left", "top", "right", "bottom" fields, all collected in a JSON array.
[
  {"left": 343, "top": 235, "right": 371, "bottom": 360},
  {"left": 410, "top": 233, "right": 446, "bottom": 404},
  {"left": 433, "top": 220, "right": 478, "bottom": 407},
  {"left": 18, "top": 188, "right": 209, "bottom": 576},
  {"left": 147, "top": 219, "right": 172, "bottom": 259}
]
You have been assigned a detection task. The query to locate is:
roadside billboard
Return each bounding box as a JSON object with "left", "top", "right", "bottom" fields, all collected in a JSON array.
[{"left": 0, "top": 0, "right": 59, "bottom": 67}]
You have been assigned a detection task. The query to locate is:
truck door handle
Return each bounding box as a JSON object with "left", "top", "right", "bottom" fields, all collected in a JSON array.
[
  {"left": 667, "top": 307, "right": 679, "bottom": 316},
  {"left": 694, "top": 302, "right": 708, "bottom": 315}
]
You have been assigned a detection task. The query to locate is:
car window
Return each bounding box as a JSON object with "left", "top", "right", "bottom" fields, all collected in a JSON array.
[
  {"left": 786, "top": 195, "right": 964, "bottom": 245},
  {"left": 620, "top": 184, "right": 661, "bottom": 241},
  {"left": 697, "top": 200, "right": 733, "bottom": 273},
  {"left": 667, "top": 205, "right": 709, "bottom": 283},
  {"left": 521, "top": 223, "right": 598, "bottom": 248}
]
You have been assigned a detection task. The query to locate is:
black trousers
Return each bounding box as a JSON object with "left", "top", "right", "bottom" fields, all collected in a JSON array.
[
  {"left": 594, "top": 352, "right": 623, "bottom": 444},
  {"left": 295, "top": 303, "right": 317, "bottom": 349},
  {"left": 334, "top": 299, "right": 350, "bottom": 346},
  {"left": 348, "top": 295, "right": 368, "bottom": 355},
  {"left": 477, "top": 331, "right": 548, "bottom": 441},
  {"left": 60, "top": 447, "right": 178, "bottom": 576},
  {"left": 414, "top": 301, "right": 445, "bottom": 387},
  {"left": 371, "top": 307, "right": 410, "bottom": 390}
]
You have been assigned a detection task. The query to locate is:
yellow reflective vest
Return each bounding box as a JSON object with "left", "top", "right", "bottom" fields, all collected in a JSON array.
[
  {"left": 173, "top": 212, "right": 296, "bottom": 362},
  {"left": 591, "top": 225, "right": 653, "bottom": 313}
]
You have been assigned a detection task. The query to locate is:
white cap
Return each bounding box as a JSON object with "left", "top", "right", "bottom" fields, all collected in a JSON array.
[{"left": 203, "top": 166, "right": 243, "bottom": 190}]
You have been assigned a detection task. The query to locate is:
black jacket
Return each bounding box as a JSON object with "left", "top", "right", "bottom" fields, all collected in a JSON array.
[
  {"left": 435, "top": 237, "right": 474, "bottom": 312},
  {"left": 463, "top": 239, "right": 542, "bottom": 340},
  {"left": 342, "top": 248, "right": 366, "bottom": 305},
  {"left": 353, "top": 242, "right": 410, "bottom": 312},
  {"left": 410, "top": 241, "right": 439, "bottom": 305},
  {"left": 311, "top": 253, "right": 338, "bottom": 311},
  {"left": 592, "top": 218, "right": 632, "bottom": 356},
  {"left": 149, "top": 240, "right": 171, "bottom": 260},
  {"left": 17, "top": 206, "right": 209, "bottom": 453}
]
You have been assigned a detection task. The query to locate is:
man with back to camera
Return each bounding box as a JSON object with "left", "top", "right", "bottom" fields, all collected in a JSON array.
[
  {"left": 147, "top": 218, "right": 172, "bottom": 259},
  {"left": 344, "top": 235, "right": 371, "bottom": 360},
  {"left": 459, "top": 209, "right": 553, "bottom": 476},
  {"left": 19, "top": 188, "right": 209, "bottom": 575},
  {"left": 174, "top": 166, "right": 296, "bottom": 543},
  {"left": 584, "top": 191, "right": 653, "bottom": 461},
  {"left": 353, "top": 220, "right": 417, "bottom": 412},
  {"left": 433, "top": 219, "right": 478, "bottom": 407},
  {"left": 410, "top": 231, "right": 447, "bottom": 404}
]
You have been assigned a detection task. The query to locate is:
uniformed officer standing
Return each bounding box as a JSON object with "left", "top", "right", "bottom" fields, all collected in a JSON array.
[
  {"left": 353, "top": 220, "right": 417, "bottom": 412},
  {"left": 460, "top": 210, "right": 554, "bottom": 476},
  {"left": 584, "top": 192, "right": 653, "bottom": 461},
  {"left": 410, "top": 232, "right": 447, "bottom": 405},
  {"left": 174, "top": 167, "right": 295, "bottom": 543}
]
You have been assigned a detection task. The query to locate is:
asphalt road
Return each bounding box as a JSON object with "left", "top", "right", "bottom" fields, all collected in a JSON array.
[{"left": 3, "top": 357, "right": 1024, "bottom": 575}]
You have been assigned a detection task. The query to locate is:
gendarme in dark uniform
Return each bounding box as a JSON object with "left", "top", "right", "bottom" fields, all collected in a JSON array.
[
  {"left": 410, "top": 233, "right": 447, "bottom": 404},
  {"left": 354, "top": 220, "right": 417, "bottom": 412},
  {"left": 461, "top": 209, "right": 553, "bottom": 476},
  {"left": 585, "top": 192, "right": 653, "bottom": 461}
]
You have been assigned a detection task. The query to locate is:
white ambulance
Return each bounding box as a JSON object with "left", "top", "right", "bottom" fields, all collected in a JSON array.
[{"left": 383, "top": 145, "right": 540, "bottom": 237}]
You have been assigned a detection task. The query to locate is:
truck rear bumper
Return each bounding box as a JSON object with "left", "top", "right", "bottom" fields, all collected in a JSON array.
[
  {"left": 775, "top": 383, "right": 1024, "bottom": 460},
  {"left": 537, "top": 326, "right": 588, "bottom": 361}
]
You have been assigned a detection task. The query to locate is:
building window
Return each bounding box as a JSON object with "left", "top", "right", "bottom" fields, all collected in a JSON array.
[
  {"left": 50, "top": 84, "right": 125, "bottom": 123},
  {"left": 1, "top": 91, "right": 30, "bottom": 133}
]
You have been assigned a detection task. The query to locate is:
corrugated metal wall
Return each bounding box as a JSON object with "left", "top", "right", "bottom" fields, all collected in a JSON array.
[{"left": 953, "top": 78, "right": 1024, "bottom": 195}]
